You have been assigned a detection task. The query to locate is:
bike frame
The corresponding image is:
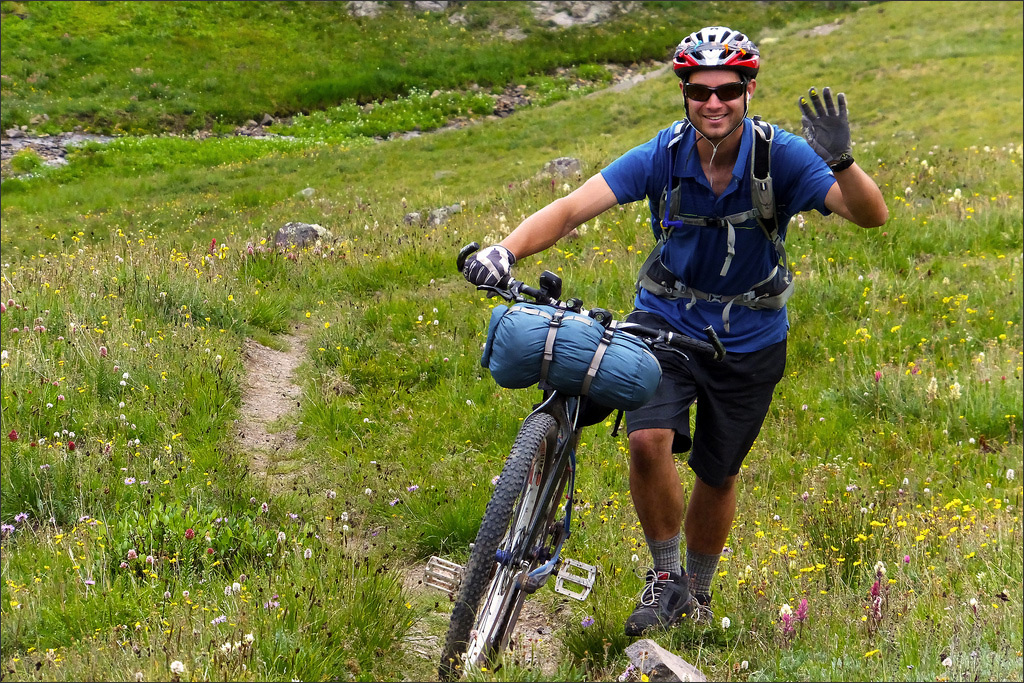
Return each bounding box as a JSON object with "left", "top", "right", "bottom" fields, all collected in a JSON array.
[{"left": 516, "top": 390, "right": 581, "bottom": 592}]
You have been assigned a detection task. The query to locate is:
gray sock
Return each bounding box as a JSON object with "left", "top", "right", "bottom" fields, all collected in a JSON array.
[
  {"left": 645, "top": 533, "right": 682, "bottom": 574},
  {"left": 685, "top": 548, "right": 720, "bottom": 598}
]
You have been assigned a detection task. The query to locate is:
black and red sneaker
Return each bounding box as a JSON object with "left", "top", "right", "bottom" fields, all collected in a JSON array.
[{"left": 624, "top": 567, "right": 696, "bottom": 636}]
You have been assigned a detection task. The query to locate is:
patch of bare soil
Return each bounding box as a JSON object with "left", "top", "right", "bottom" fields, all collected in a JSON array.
[
  {"left": 402, "top": 562, "right": 569, "bottom": 678},
  {"left": 236, "top": 328, "right": 309, "bottom": 492}
]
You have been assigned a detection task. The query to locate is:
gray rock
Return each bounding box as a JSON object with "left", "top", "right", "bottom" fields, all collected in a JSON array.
[
  {"left": 547, "top": 11, "right": 578, "bottom": 28},
  {"left": 533, "top": 1, "right": 623, "bottom": 28},
  {"left": 2, "top": 131, "right": 116, "bottom": 170},
  {"left": 625, "top": 639, "right": 706, "bottom": 682},
  {"left": 348, "top": 1, "right": 381, "bottom": 18},
  {"left": 543, "top": 156, "right": 582, "bottom": 177},
  {"left": 405, "top": 203, "right": 462, "bottom": 227},
  {"left": 413, "top": 1, "right": 449, "bottom": 11},
  {"left": 428, "top": 204, "right": 461, "bottom": 226},
  {"left": 274, "top": 222, "right": 333, "bottom": 248}
]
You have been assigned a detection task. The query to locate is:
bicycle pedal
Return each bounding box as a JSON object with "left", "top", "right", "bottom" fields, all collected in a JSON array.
[
  {"left": 424, "top": 556, "right": 463, "bottom": 596},
  {"left": 553, "top": 558, "right": 597, "bottom": 601}
]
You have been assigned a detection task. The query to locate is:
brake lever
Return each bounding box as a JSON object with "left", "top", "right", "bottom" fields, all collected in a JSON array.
[
  {"left": 476, "top": 284, "right": 507, "bottom": 299},
  {"left": 476, "top": 281, "right": 521, "bottom": 302}
]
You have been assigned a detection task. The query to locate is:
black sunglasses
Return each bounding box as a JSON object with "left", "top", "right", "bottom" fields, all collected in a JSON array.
[{"left": 684, "top": 81, "right": 747, "bottom": 102}]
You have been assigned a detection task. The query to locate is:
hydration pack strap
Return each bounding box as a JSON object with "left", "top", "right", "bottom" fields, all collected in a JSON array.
[
  {"left": 640, "top": 116, "right": 793, "bottom": 330},
  {"left": 636, "top": 249, "right": 795, "bottom": 333},
  {"left": 751, "top": 116, "right": 778, "bottom": 243},
  {"left": 659, "top": 118, "right": 779, "bottom": 276}
]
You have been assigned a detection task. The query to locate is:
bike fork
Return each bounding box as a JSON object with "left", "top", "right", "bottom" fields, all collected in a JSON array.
[{"left": 516, "top": 449, "right": 577, "bottom": 594}]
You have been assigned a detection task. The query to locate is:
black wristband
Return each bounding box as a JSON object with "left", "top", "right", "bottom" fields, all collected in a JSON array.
[{"left": 829, "top": 153, "right": 855, "bottom": 172}]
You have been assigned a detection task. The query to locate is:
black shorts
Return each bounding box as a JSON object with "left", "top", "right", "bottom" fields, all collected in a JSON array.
[{"left": 624, "top": 310, "right": 787, "bottom": 488}]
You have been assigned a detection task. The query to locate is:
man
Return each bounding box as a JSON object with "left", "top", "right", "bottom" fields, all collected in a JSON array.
[{"left": 462, "top": 26, "right": 887, "bottom": 635}]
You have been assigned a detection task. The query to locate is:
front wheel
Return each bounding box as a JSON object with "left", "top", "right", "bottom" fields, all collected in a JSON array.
[{"left": 438, "top": 412, "right": 565, "bottom": 680}]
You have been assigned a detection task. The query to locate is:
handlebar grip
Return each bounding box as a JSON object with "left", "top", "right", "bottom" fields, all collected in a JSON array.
[
  {"left": 457, "top": 242, "right": 480, "bottom": 273},
  {"left": 618, "top": 323, "right": 724, "bottom": 360}
]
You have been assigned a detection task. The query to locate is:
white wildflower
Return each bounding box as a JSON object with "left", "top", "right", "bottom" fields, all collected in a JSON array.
[{"left": 948, "top": 380, "right": 962, "bottom": 400}]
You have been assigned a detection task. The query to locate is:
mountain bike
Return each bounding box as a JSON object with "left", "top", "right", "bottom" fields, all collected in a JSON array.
[{"left": 438, "top": 243, "right": 725, "bottom": 680}]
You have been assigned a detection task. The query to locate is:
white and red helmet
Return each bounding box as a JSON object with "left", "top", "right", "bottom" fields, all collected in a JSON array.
[{"left": 672, "top": 26, "right": 760, "bottom": 82}]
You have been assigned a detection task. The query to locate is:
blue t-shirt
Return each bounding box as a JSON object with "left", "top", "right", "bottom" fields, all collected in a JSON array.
[{"left": 600, "top": 118, "right": 836, "bottom": 353}]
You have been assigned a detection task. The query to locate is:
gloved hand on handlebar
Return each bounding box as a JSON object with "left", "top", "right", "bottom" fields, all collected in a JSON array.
[{"left": 462, "top": 244, "right": 516, "bottom": 288}]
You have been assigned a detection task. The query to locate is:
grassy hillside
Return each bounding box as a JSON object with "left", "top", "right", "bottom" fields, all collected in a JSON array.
[
  {"left": 1, "top": 1, "right": 1022, "bottom": 682},
  {"left": 1, "top": 0, "right": 864, "bottom": 134}
]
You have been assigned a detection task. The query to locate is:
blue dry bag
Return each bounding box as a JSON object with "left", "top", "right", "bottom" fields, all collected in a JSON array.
[{"left": 480, "top": 303, "right": 662, "bottom": 411}]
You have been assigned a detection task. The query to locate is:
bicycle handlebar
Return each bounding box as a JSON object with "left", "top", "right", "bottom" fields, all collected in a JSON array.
[{"left": 458, "top": 242, "right": 726, "bottom": 361}]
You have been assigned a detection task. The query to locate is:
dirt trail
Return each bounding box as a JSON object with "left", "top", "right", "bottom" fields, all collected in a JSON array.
[{"left": 236, "top": 329, "right": 309, "bottom": 491}]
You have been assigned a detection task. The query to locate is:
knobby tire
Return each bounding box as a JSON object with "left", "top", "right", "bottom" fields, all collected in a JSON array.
[{"left": 438, "top": 412, "right": 563, "bottom": 680}]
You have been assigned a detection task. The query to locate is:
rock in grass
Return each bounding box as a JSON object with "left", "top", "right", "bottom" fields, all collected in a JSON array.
[
  {"left": 542, "top": 157, "right": 582, "bottom": 178},
  {"left": 274, "top": 222, "right": 333, "bottom": 248},
  {"left": 625, "top": 639, "right": 706, "bottom": 682},
  {"left": 404, "top": 204, "right": 462, "bottom": 227}
]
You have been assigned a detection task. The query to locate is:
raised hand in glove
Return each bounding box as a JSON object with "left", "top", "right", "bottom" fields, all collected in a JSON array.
[
  {"left": 799, "top": 86, "right": 853, "bottom": 170},
  {"left": 462, "top": 244, "right": 516, "bottom": 288}
]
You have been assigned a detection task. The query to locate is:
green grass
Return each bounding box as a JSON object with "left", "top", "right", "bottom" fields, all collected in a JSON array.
[
  {"left": 1, "top": 1, "right": 1022, "bottom": 681},
  {"left": 1, "top": 0, "right": 868, "bottom": 135}
]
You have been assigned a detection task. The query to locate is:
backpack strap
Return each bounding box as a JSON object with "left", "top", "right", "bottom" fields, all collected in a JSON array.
[
  {"left": 750, "top": 115, "right": 788, "bottom": 270},
  {"left": 637, "top": 117, "right": 795, "bottom": 332},
  {"left": 657, "top": 120, "right": 691, "bottom": 241}
]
